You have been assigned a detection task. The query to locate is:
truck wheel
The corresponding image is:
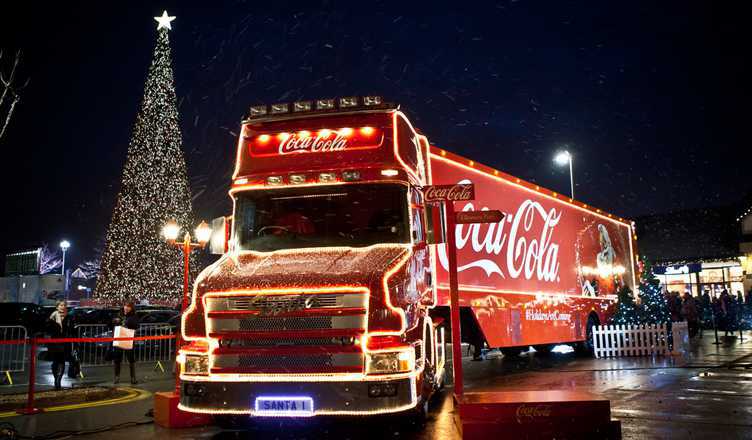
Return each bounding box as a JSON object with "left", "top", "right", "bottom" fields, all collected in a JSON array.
[
  {"left": 501, "top": 347, "right": 524, "bottom": 358},
  {"left": 532, "top": 344, "right": 554, "bottom": 355}
]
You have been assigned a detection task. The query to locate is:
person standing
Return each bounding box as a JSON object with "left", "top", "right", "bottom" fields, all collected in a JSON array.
[
  {"left": 681, "top": 292, "right": 699, "bottom": 337},
  {"left": 112, "top": 302, "right": 139, "bottom": 384},
  {"left": 719, "top": 289, "right": 731, "bottom": 336},
  {"left": 46, "top": 300, "right": 74, "bottom": 390}
]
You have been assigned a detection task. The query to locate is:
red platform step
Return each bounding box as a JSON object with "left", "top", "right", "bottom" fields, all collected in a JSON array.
[
  {"left": 154, "top": 391, "right": 212, "bottom": 428},
  {"left": 455, "top": 390, "right": 621, "bottom": 439}
]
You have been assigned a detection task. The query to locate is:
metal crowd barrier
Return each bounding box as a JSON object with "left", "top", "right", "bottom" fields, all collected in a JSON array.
[
  {"left": 0, "top": 326, "right": 27, "bottom": 384},
  {"left": 73, "top": 323, "right": 176, "bottom": 372},
  {"left": 1, "top": 333, "right": 178, "bottom": 415},
  {"left": 74, "top": 324, "right": 112, "bottom": 367}
]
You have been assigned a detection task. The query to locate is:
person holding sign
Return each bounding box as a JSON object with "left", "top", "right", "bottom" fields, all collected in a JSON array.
[{"left": 112, "top": 302, "right": 139, "bottom": 384}]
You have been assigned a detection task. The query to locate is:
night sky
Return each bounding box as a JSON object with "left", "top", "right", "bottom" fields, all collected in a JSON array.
[{"left": 1, "top": 1, "right": 749, "bottom": 268}]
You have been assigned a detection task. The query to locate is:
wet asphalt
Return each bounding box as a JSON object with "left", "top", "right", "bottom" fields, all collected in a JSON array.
[{"left": 5, "top": 332, "right": 752, "bottom": 440}]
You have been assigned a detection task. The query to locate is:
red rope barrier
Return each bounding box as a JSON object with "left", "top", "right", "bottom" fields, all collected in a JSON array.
[
  {"left": 6, "top": 333, "right": 179, "bottom": 416},
  {"left": 0, "top": 334, "right": 177, "bottom": 346}
]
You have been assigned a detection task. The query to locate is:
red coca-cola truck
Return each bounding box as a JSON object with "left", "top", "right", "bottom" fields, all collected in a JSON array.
[{"left": 177, "top": 97, "right": 637, "bottom": 420}]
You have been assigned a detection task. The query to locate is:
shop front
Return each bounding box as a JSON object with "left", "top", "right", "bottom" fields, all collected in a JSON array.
[{"left": 654, "top": 260, "right": 746, "bottom": 298}]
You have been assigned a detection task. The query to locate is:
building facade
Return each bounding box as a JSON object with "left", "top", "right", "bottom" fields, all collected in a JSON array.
[{"left": 637, "top": 203, "right": 750, "bottom": 298}]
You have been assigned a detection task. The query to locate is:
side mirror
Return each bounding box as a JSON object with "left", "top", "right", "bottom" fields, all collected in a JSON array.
[
  {"left": 209, "top": 216, "right": 231, "bottom": 255},
  {"left": 424, "top": 203, "right": 445, "bottom": 245}
]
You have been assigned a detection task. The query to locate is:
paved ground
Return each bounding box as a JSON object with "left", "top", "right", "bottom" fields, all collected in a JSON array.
[{"left": 3, "top": 332, "right": 752, "bottom": 439}]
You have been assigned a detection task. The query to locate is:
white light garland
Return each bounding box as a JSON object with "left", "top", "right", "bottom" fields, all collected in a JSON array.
[{"left": 95, "top": 20, "right": 195, "bottom": 304}]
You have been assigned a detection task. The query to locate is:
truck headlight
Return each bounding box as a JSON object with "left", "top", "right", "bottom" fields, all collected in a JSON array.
[
  {"left": 366, "top": 350, "right": 414, "bottom": 374},
  {"left": 184, "top": 354, "right": 209, "bottom": 375}
]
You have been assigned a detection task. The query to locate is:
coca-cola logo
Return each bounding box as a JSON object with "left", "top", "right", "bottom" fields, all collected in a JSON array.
[
  {"left": 423, "top": 184, "right": 475, "bottom": 202},
  {"left": 515, "top": 404, "right": 552, "bottom": 424},
  {"left": 278, "top": 132, "right": 348, "bottom": 155},
  {"left": 438, "top": 181, "right": 561, "bottom": 283}
]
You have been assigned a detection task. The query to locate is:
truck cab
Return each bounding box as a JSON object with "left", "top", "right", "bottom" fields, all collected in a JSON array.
[{"left": 178, "top": 97, "right": 446, "bottom": 418}]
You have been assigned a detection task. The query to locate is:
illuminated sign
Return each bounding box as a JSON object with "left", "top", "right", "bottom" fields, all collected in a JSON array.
[
  {"left": 248, "top": 127, "right": 383, "bottom": 157},
  {"left": 422, "top": 184, "right": 475, "bottom": 202}
]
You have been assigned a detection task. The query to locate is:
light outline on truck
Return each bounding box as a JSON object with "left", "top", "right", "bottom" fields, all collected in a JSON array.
[{"left": 429, "top": 152, "right": 637, "bottom": 292}]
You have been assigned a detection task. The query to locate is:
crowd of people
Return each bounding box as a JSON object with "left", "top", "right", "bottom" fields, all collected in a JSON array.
[
  {"left": 44, "top": 300, "right": 140, "bottom": 390},
  {"left": 666, "top": 288, "right": 752, "bottom": 338}
]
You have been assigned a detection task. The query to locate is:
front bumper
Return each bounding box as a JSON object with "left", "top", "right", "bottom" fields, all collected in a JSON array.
[{"left": 179, "top": 376, "right": 417, "bottom": 416}]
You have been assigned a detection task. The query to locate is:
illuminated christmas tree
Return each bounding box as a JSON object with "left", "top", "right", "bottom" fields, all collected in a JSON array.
[
  {"left": 95, "top": 12, "right": 195, "bottom": 304},
  {"left": 610, "top": 286, "right": 640, "bottom": 325},
  {"left": 638, "top": 258, "right": 671, "bottom": 325}
]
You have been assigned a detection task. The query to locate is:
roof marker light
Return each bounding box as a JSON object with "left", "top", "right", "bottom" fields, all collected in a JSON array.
[
  {"left": 234, "top": 177, "right": 248, "bottom": 185},
  {"left": 360, "top": 126, "right": 375, "bottom": 135},
  {"left": 381, "top": 169, "right": 399, "bottom": 177},
  {"left": 340, "top": 97, "right": 358, "bottom": 108},
  {"left": 298, "top": 130, "right": 311, "bottom": 137},
  {"left": 249, "top": 105, "right": 267, "bottom": 117},
  {"left": 293, "top": 101, "right": 312, "bottom": 112},
  {"left": 278, "top": 132, "right": 291, "bottom": 140},
  {"left": 257, "top": 134, "right": 270, "bottom": 143},
  {"left": 319, "top": 129, "right": 332, "bottom": 137},
  {"left": 267, "top": 176, "right": 283, "bottom": 185},
  {"left": 270, "top": 103, "right": 289, "bottom": 114},
  {"left": 363, "top": 96, "right": 382, "bottom": 106},
  {"left": 289, "top": 174, "right": 307, "bottom": 184},
  {"left": 339, "top": 127, "right": 354, "bottom": 136},
  {"left": 342, "top": 171, "right": 361, "bottom": 181},
  {"left": 317, "top": 99, "right": 335, "bottom": 110}
]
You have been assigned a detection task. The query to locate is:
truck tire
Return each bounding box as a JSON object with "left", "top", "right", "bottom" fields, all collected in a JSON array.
[
  {"left": 501, "top": 347, "right": 525, "bottom": 358},
  {"left": 532, "top": 344, "right": 554, "bottom": 355}
]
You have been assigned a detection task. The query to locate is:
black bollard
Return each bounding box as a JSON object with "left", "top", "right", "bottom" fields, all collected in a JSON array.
[
  {"left": 739, "top": 307, "right": 745, "bottom": 342},
  {"left": 712, "top": 313, "right": 721, "bottom": 345}
]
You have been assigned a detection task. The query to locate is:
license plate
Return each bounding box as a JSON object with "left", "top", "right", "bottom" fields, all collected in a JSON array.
[{"left": 254, "top": 396, "right": 314, "bottom": 416}]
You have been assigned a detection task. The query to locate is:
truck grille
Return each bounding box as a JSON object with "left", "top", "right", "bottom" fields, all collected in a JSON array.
[
  {"left": 228, "top": 294, "right": 341, "bottom": 310},
  {"left": 238, "top": 354, "right": 333, "bottom": 369},
  {"left": 212, "top": 352, "right": 363, "bottom": 374},
  {"left": 220, "top": 337, "right": 339, "bottom": 348},
  {"left": 238, "top": 316, "right": 333, "bottom": 332},
  {"left": 205, "top": 290, "right": 368, "bottom": 374}
]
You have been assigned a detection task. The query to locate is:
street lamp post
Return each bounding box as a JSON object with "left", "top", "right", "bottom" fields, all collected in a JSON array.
[
  {"left": 162, "top": 220, "right": 211, "bottom": 394},
  {"left": 553, "top": 150, "right": 574, "bottom": 199},
  {"left": 60, "top": 240, "right": 71, "bottom": 296}
]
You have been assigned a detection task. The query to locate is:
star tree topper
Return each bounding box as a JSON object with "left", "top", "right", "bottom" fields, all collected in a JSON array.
[{"left": 154, "top": 10, "right": 176, "bottom": 30}]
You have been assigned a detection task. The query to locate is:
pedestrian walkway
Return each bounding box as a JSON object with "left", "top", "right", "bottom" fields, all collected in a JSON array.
[{"left": 1, "top": 332, "right": 750, "bottom": 439}]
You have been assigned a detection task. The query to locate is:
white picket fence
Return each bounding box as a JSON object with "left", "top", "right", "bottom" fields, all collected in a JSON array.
[{"left": 592, "top": 322, "right": 689, "bottom": 358}]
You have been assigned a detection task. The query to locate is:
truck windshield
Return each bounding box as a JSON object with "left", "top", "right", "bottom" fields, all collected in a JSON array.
[{"left": 234, "top": 183, "right": 409, "bottom": 252}]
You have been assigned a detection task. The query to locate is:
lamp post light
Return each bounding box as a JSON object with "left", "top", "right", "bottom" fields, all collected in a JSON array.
[
  {"left": 163, "top": 220, "right": 211, "bottom": 394},
  {"left": 60, "top": 240, "right": 71, "bottom": 295},
  {"left": 553, "top": 150, "right": 574, "bottom": 199}
]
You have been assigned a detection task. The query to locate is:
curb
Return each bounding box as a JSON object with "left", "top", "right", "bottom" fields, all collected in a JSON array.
[{"left": 0, "top": 386, "right": 151, "bottom": 418}]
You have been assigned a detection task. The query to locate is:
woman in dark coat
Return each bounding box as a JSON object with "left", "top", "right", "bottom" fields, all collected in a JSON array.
[
  {"left": 112, "top": 302, "right": 139, "bottom": 384},
  {"left": 46, "top": 300, "right": 74, "bottom": 390}
]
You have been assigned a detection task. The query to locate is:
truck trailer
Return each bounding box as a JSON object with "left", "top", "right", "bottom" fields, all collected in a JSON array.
[{"left": 177, "top": 97, "right": 637, "bottom": 420}]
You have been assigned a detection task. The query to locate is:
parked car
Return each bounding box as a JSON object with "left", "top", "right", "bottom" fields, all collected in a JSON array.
[
  {"left": 136, "top": 309, "right": 179, "bottom": 325},
  {"left": 75, "top": 308, "right": 120, "bottom": 326},
  {"left": 0, "top": 303, "right": 46, "bottom": 334}
]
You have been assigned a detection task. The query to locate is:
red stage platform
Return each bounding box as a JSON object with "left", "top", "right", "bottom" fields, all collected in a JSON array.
[
  {"left": 154, "top": 391, "right": 212, "bottom": 429},
  {"left": 455, "top": 390, "right": 621, "bottom": 439}
]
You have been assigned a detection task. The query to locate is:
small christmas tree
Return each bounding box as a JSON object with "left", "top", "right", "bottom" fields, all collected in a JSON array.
[
  {"left": 638, "top": 258, "right": 671, "bottom": 325},
  {"left": 610, "top": 286, "right": 640, "bottom": 325},
  {"left": 95, "top": 12, "right": 195, "bottom": 304}
]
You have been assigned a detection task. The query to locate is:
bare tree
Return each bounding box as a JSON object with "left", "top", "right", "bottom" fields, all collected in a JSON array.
[{"left": 0, "top": 50, "right": 28, "bottom": 141}]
